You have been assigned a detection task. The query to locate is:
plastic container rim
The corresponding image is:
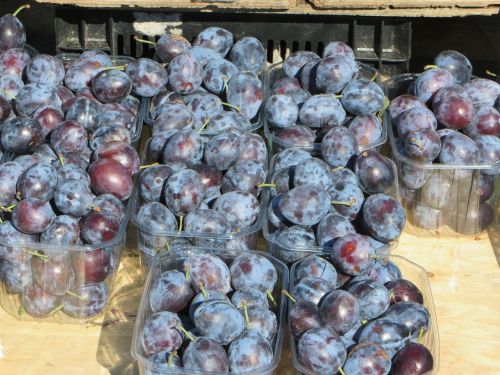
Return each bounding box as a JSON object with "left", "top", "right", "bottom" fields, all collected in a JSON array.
[
  {"left": 130, "top": 246, "right": 290, "bottom": 375},
  {"left": 263, "top": 61, "right": 388, "bottom": 152},
  {"left": 262, "top": 147, "right": 401, "bottom": 254},
  {"left": 130, "top": 138, "right": 265, "bottom": 240}
]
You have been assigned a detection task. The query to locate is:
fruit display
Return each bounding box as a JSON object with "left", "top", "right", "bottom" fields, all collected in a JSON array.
[
  {"left": 0, "top": 4, "right": 143, "bottom": 320},
  {"left": 264, "top": 41, "right": 388, "bottom": 154},
  {"left": 288, "top": 254, "right": 438, "bottom": 375},
  {"left": 133, "top": 131, "right": 268, "bottom": 278},
  {"left": 141, "top": 27, "right": 265, "bottom": 136},
  {"left": 131, "top": 247, "right": 288, "bottom": 375},
  {"left": 264, "top": 146, "right": 405, "bottom": 263},
  {"left": 386, "top": 50, "right": 499, "bottom": 236}
]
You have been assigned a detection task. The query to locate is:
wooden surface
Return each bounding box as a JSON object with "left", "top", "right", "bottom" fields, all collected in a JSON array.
[
  {"left": 0, "top": 228, "right": 499, "bottom": 374},
  {"left": 32, "top": 0, "right": 500, "bottom": 17}
]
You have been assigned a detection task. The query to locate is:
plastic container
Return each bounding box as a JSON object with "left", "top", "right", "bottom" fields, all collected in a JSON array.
[
  {"left": 386, "top": 73, "right": 499, "bottom": 237},
  {"left": 131, "top": 246, "right": 289, "bottom": 375},
  {"left": 0, "top": 158, "right": 135, "bottom": 324},
  {"left": 132, "top": 139, "right": 266, "bottom": 280},
  {"left": 288, "top": 254, "right": 440, "bottom": 375},
  {"left": 56, "top": 52, "right": 147, "bottom": 148},
  {"left": 0, "top": 202, "right": 133, "bottom": 324},
  {"left": 263, "top": 61, "right": 388, "bottom": 155},
  {"left": 263, "top": 149, "right": 400, "bottom": 264},
  {"left": 144, "top": 75, "right": 265, "bottom": 138}
]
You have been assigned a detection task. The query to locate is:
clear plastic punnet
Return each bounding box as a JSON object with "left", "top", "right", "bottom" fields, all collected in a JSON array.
[
  {"left": 386, "top": 73, "right": 499, "bottom": 237},
  {"left": 263, "top": 148, "right": 401, "bottom": 264},
  {"left": 263, "top": 61, "right": 388, "bottom": 155},
  {"left": 131, "top": 246, "right": 289, "bottom": 375},
  {"left": 288, "top": 254, "right": 440, "bottom": 375},
  {"left": 132, "top": 139, "right": 266, "bottom": 280},
  {"left": 56, "top": 53, "right": 147, "bottom": 148},
  {"left": 0, "top": 183, "right": 134, "bottom": 324}
]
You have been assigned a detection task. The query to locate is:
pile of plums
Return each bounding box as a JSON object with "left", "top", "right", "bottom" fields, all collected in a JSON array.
[
  {"left": 265, "top": 41, "right": 386, "bottom": 150},
  {"left": 135, "top": 128, "right": 268, "bottom": 273},
  {"left": 135, "top": 27, "right": 264, "bottom": 134},
  {"left": 0, "top": 48, "right": 142, "bottom": 154},
  {"left": 389, "top": 50, "right": 499, "bottom": 234},
  {"left": 266, "top": 142, "right": 406, "bottom": 263},
  {"left": 139, "top": 251, "right": 282, "bottom": 373},
  {"left": 288, "top": 254, "right": 434, "bottom": 375}
]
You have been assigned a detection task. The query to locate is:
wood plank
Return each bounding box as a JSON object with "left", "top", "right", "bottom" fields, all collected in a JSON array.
[
  {"left": 32, "top": 0, "right": 500, "bottom": 17},
  {"left": 0, "top": 229, "right": 499, "bottom": 374},
  {"left": 310, "top": 0, "right": 500, "bottom": 9},
  {"left": 33, "top": 0, "right": 296, "bottom": 10}
]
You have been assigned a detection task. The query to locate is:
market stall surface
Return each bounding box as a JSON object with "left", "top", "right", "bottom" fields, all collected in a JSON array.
[{"left": 1, "top": 229, "right": 499, "bottom": 375}]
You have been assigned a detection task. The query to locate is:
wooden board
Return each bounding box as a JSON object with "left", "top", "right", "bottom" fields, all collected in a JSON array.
[
  {"left": 32, "top": 0, "right": 296, "bottom": 10},
  {"left": 309, "top": 0, "right": 500, "bottom": 9},
  {"left": 0, "top": 228, "right": 499, "bottom": 374},
  {"left": 30, "top": 0, "right": 500, "bottom": 17}
]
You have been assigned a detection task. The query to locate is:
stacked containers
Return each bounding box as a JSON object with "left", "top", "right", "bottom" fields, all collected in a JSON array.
[
  {"left": 132, "top": 139, "right": 266, "bottom": 279},
  {"left": 288, "top": 254, "right": 440, "bottom": 375},
  {"left": 0, "top": 53, "right": 144, "bottom": 323},
  {"left": 386, "top": 74, "right": 499, "bottom": 237},
  {"left": 131, "top": 246, "right": 288, "bottom": 375}
]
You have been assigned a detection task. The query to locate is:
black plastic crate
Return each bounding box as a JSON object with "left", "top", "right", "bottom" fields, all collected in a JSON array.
[{"left": 54, "top": 8, "right": 412, "bottom": 75}]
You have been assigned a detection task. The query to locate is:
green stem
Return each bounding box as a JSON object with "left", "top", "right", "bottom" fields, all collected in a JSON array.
[
  {"left": 184, "top": 264, "right": 191, "bottom": 282},
  {"left": 258, "top": 183, "right": 276, "bottom": 188},
  {"left": 66, "top": 290, "right": 88, "bottom": 302},
  {"left": 58, "top": 153, "right": 65, "bottom": 166},
  {"left": 134, "top": 36, "right": 156, "bottom": 46},
  {"left": 331, "top": 199, "right": 356, "bottom": 207},
  {"left": 139, "top": 162, "right": 159, "bottom": 170},
  {"left": 361, "top": 319, "right": 368, "bottom": 325},
  {"left": 424, "top": 64, "right": 439, "bottom": 70},
  {"left": 13, "top": 4, "right": 30, "bottom": 17},
  {"left": 222, "top": 77, "right": 230, "bottom": 93},
  {"left": 418, "top": 327, "right": 426, "bottom": 343},
  {"left": 486, "top": 70, "right": 497, "bottom": 77},
  {"left": 334, "top": 94, "right": 343, "bottom": 99},
  {"left": 221, "top": 102, "right": 241, "bottom": 112},
  {"left": 338, "top": 367, "right": 347, "bottom": 375},
  {"left": 18, "top": 304, "right": 24, "bottom": 316},
  {"left": 370, "top": 71, "right": 379, "bottom": 81},
  {"left": 25, "top": 250, "right": 49, "bottom": 261},
  {"left": 198, "top": 282, "right": 208, "bottom": 298},
  {"left": 49, "top": 304, "right": 64, "bottom": 316},
  {"left": 3, "top": 89, "right": 15, "bottom": 99},
  {"left": 242, "top": 302, "right": 251, "bottom": 330},
  {"left": 197, "top": 118, "right": 211, "bottom": 133},
  {"left": 167, "top": 351, "right": 177, "bottom": 368},
  {"left": 281, "top": 290, "right": 297, "bottom": 304},
  {"left": 178, "top": 215, "right": 184, "bottom": 232},
  {"left": 409, "top": 137, "right": 425, "bottom": 152},
  {"left": 266, "top": 290, "right": 277, "bottom": 308},
  {"left": 176, "top": 325, "right": 196, "bottom": 342},
  {"left": 101, "top": 65, "right": 127, "bottom": 71},
  {"left": 1, "top": 203, "right": 17, "bottom": 212},
  {"left": 331, "top": 166, "right": 345, "bottom": 173}
]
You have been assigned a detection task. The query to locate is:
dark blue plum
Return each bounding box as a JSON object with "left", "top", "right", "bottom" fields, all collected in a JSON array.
[
  {"left": 341, "top": 79, "right": 385, "bottom": 115},
  {"left": 229, "top": 37, "right": 265, "bottom": 74}
]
